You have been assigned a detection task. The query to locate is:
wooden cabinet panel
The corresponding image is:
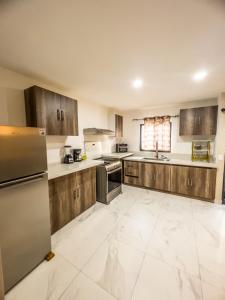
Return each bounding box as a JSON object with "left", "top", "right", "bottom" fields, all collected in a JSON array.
[
  {"left": 60, "top": 96, "right": 78, "bottom": 136},
  {"left": 115, "top": 114, "right": 123, "bottom": 138},
  {"left": 179, "top": 108, "right": 196, "bottom": 136},
  {"left": 124, "top": 161, "right": 140, "bottom": 177},
  {"left": 76, "top": 168, "right": 96, "bottom": 212},
  {"left": 179, "top": 105, "right": 218, "bottom": 136},
  {"left": 0, "top": 249, "right": 4, "bottom": 300},
  {"left": 154, "top": 164, "right": 171, "bottom": 191},
  {"left": 190, "top": 167, "right": 216, "bottom": 200},
  {"left": 49, "top": 167, "right": 96, "bottom": 234},
  {"left": 25, "top": 85, "right": 78, "bottom": 136},
  {"left": 142, "top": 163, "right": 171, "bottom": 191},
  {"left": 199, "top": 106, "right": 218, "bottom": 136},
  {"left": 142, "top": 163, "right": 155, "bottom": 188},
  {"left": 49, "top": 175, "right": 74, "bottom": 234},
  {"left": 171, "top": 165, "right": 192, "bottom": 195},
  {"left": 45, "top": 90, "right": 62, "bottom": 135},
  {"left": 124, "top": 161, "right": 142, "bottom": 186}
]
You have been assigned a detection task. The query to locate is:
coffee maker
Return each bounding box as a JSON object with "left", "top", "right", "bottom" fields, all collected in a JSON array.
[
  {"left": 73, "top": 149, "right": 82, "bottom": 162},
  {"left": 63, "top": 145, "right": 74, "bottom": 164}
]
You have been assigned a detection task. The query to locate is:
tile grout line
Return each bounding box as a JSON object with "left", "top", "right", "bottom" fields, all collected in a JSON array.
[
  {"left": 77, "top": 195, "right": 139, "bottom": 299},
  {"left": 54, "top": 190, "right": 139, "bottom": 277},
  {"left": 57, "top": 269, "right": 81, "bottom": 300},
  {"left": 129, "top": 195, "right": 166, "bottom": 300},
  {"left": 190, "top": 199, "right": 204, "bottom": 300}
]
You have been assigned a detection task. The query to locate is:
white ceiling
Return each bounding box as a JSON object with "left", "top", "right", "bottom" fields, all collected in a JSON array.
[{"left": 0, "top": 0, "right": 225, "bottom": 111}]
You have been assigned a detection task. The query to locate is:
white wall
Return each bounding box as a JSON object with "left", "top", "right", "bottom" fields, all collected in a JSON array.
[
  {"left": 0, "top": 66, "right": 113, "bottom": 163},
  {"left": 122, "top": 98, "right": 218, "bottom": 155}
]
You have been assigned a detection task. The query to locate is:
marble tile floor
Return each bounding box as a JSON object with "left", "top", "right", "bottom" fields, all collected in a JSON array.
[{"left": 5, "top": 185, "right": 225, "bottom": 300}]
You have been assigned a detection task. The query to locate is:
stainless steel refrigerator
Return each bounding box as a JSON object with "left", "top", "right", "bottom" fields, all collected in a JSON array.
[{"left": 0, "top": 126, "right": 51, "bottom": 292}]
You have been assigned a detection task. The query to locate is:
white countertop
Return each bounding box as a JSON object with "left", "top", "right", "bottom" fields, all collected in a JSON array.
[
  {"left": 123, "top": 156, "right": 217, "bottom": 168},
  {"left": 48, "top": 159, "right": 104, "bottom": 180},
  {"left": 102, "top": 152, "right": 134, "bottom": 159}
]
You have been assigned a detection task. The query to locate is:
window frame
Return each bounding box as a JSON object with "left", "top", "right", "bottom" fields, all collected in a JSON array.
[{"left": 139, "top": 123, "right": 172, "bottom": 152}]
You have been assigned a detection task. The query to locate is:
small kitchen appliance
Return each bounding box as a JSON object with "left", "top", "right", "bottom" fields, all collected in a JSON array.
[
  {"left": 63, "top": 145, "right": 74, "bottom": 164},
  {"left": 116, "top": 143, "right": 128, "bottom": 153},
  {"left": 73, "top": 148, "right": 82, "bottom": 162}
]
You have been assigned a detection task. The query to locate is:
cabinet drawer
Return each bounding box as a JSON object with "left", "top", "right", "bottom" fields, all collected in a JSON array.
[{"left": 124, "top": 161, "right": 140, "bottom": 177}]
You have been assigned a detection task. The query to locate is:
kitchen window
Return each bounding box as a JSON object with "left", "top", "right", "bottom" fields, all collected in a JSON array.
[{"left": 140, "top": 116, "right": 171, "bottom": 152}]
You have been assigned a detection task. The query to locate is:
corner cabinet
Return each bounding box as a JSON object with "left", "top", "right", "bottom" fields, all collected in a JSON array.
[
  {"left": 49, "top": 167, "right": 96, "bottom": 234},
  {"left": 179, "top": 105, "right": 218, "bottom": 136},
  {"left": 124, "top": 161, "right": 217, "bottom": 202},
  {"left": 115, "top": 114, "right": 123, "bottom": 138},
  {"left": 24, "top": 86, "right": 78, "bottom": 136}
]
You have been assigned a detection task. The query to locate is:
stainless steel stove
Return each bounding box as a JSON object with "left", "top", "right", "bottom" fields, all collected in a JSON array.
[{"left": 94, "top": 157, "right": 122, "bottom": 204}]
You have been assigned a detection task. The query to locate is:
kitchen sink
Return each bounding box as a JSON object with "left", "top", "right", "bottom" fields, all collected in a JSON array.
[{"left": 142, "top": 157, "right": 170, "bottom": 161}]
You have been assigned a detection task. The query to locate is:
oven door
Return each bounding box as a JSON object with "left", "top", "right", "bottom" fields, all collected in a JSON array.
[{"left": 107, "top": 167, "right": 122, "bottom": 193}]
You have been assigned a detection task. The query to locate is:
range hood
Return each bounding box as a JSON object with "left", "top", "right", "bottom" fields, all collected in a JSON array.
[{"left": 83, "top": 128, "right": 115, "bottom": 136}]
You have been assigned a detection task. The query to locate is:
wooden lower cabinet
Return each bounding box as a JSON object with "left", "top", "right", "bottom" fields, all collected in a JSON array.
[
  {"left": 171, "top": 165, "right": 216, "bottom": 200},
  {"left": 49, "top": 167, "right": 96, "bottom": 234},
  {"left": 124, "top": 161, "right": 216, "bottom": 201},
  {"left": 124, "top": 161, "right": 143, "bottom": 186},
  {"left": 142, "top": 163, "right": 171, "bottom": 191}
]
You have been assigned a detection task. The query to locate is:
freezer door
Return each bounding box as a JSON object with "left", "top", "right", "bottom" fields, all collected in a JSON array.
[
  {"left": 0, "top": 173, "right": 51, "bottom": 292},
  {"left": 0, "top": 126, "right": 47, "bottom": 183}
]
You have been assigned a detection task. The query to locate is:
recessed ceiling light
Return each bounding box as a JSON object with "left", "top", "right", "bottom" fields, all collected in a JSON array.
[
  {"left": 132, "top": 79, "right": 143, "bottom": 89},
  {"left": 193, "top": 70, "right": 208, "bottom": 82}
]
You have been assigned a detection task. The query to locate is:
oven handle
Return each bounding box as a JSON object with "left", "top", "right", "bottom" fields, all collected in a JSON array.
[{"left": 107, "top": 167, "right": 122, "bottom": 175}]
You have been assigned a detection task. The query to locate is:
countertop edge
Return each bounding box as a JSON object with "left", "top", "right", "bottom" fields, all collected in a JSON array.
[
  {"left": 48, "top": 160, "right": 104, "bottom": 180},
  {"left": 123, "top": 157, "right": 218, "bottom": 169}
]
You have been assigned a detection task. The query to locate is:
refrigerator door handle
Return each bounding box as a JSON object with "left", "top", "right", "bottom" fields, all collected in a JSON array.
[{"left": 0, "top": 173, "right": 46, "bottom": 189}]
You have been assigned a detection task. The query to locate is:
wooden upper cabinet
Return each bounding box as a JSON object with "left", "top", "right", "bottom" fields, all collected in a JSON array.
[
  {"left": 24, "top": 86, "right": 78, "bottom": 136},
  {"left": 179, "top": 105, "right": 218, "bottom": 136},
  {"left": 115, "top": 114, "right": 123, "bottom": 137},
  {"left": 60, "top": 95, "right": 78, "bottom": 136}
]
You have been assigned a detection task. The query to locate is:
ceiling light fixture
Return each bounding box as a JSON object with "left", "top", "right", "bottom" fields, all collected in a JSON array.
[
  {"left": 193, "top": 70, "right": 208, "bottom": 82},
  {"left": 132, "top": 79, "right": 143, "bottom": 89}
]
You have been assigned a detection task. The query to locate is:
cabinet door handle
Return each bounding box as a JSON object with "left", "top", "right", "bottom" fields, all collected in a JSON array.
[
  {"left": 77, "top": 187, "right": 80, "bottom": 199},
  {"left": 57, "top": 109, "right": 61, "bottom": 120},
  {"left": 61, "top": 110, "right": 64, "bottom": 121},
  {"left": 190, "top": 178, "right": 193, "bottom": 187},
  {"left": 187, "top": 178, "right": 190, "bottom": 186},
  {"left": 73, "top": 190, "right": 77, "bottom": 200}
]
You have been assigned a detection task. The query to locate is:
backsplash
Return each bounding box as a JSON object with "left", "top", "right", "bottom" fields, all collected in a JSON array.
[{"left": 46, "top": 136, "right": 116, "bottom": 164}]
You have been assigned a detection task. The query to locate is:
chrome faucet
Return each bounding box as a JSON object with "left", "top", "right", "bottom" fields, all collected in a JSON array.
[{"left": 155, "top": 141, "right": 159, "bottom": 159}]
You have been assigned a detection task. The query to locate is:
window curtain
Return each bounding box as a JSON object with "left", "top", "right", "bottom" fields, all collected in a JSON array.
[{"left": 143, "top": 116, "right": 171, "bottom": 151}]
